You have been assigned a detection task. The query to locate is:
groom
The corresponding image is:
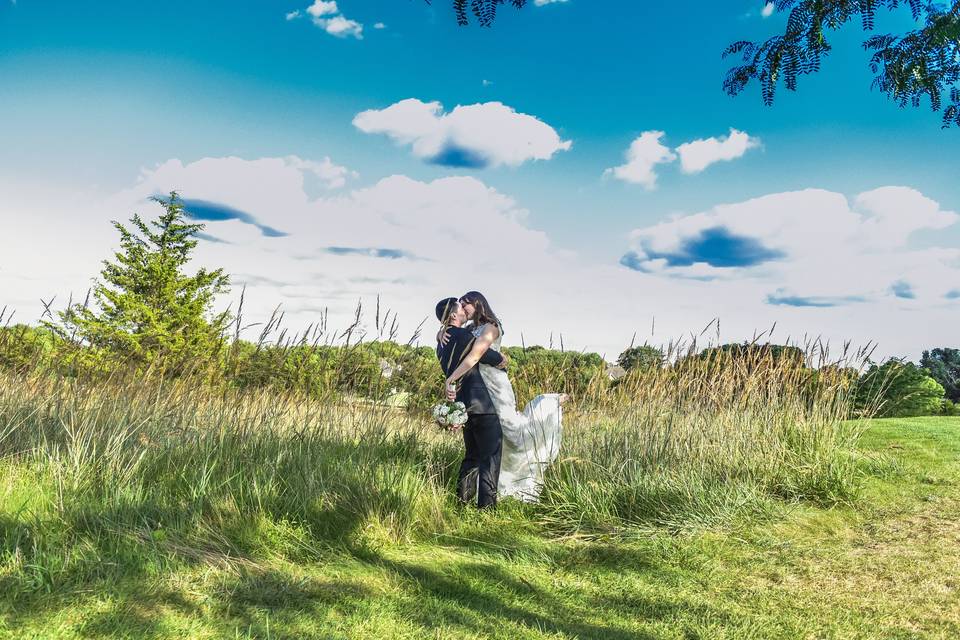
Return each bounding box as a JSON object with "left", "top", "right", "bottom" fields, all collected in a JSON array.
[{"left": 435, "top": 297, "right": 508, "bottom": 509}]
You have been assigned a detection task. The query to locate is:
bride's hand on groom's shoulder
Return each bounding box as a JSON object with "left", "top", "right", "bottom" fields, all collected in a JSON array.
[{"left": 437, "top": 329, "right": 451, "bottom": 346}]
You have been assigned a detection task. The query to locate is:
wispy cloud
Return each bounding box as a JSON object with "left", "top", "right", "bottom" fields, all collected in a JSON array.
[
  {"left": 324, "top": 247, "right": 417, "bottom": 259},
  {"left": 179, "top": 199, "right": 288, "bottom": 238},
  {"left": 890, "top": 280, "right": 916, "bottom": 299},
  {"left": 761, "top": 3, "right": 775, "bottom": 18},
  {"left": 765, "top": 291, "right": 865, "bottom": 307},
  {"left": 196, "top": 232, "right": 229, "bottom": 244}
]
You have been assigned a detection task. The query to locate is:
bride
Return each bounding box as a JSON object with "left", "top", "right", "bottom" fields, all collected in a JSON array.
[{"left": 443, "top": 291, "right": 566, "bottom": 502}]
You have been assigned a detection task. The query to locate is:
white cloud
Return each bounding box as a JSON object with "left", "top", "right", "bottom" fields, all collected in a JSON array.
[
  {"left": 306, "top": 0, "right": 338, "bottom": 18},
  {"left": 534, "top": 0, "right": 569, "bottom": 5},
  {"left": 353, "top": 99, "right": 571, "bottom": 168},
  {"left": 624, "top": 187, "right": 960, "bottom": 308},
  {"left": 675, "top": 128, "right": 760, "bottom": 174},
  {"left": 282, "top": 155, "right": 358, "bottom": 189},
  {"left": 607, "top": 128, "right": 760, "bottom": 186},
  {"left": 319, "top": 15, "right": 363, "bottom": 39},
  {"left": 604, "top": 131, "right": 676, "bottom": 189},
  {"left": 761, "top": 3, "right": 775, "bottom": 18},
  {"left": 3, "top": 161, "right": 957, "bottom": 366},
  {"left": 285, "top": 10, "right": 301, "bottom": 20},
  {"left": 302, "top": 1, "right": 363, "bottom": 39},
  {"left": 374, "top": 22, "right": 386, "bottom": 29}
]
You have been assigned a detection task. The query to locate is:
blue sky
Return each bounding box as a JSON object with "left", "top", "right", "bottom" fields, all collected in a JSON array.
[{"left": 1, "top": 0, "right": 957, "bottom": 359}]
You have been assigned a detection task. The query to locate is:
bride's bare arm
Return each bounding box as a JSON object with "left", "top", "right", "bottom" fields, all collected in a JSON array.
[{"left": 445, "top": 325, "right": 501, "bottom": 386}]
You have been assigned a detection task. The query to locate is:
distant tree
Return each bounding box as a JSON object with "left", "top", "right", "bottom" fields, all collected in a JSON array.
[
  {"left": 724, "top": 1, "right": 960, "bottom": 128},
  {"left": 920, "top": 347, "right": 960, "bottom": 402},
  {"left": 617, "top": 345, "right": 665, "bottom": 372},
  {"left": 696, "top": 343, "right": 806, "bottom": 367},
  {"left": 50, "top": 193, "right": 231, "bottom": 372},
  {"left": 854, "top": 358, "right": 945, "bottom": 417}
]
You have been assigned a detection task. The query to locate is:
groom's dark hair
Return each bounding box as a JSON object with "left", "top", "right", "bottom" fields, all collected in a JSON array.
[{"left": 435, "top": 297, "right": 458, "bottom": 322}]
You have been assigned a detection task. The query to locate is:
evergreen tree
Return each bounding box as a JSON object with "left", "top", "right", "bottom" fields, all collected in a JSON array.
[{"left": 53, "top": 193, "right": 230, "bottom": 372}]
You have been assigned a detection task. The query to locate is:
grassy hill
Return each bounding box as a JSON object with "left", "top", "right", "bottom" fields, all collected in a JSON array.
[{"left": 2, "top": 416, "right": 957, "bottom": 639}]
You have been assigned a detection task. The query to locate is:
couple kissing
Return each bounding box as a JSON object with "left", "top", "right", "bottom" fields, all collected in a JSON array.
[{"left": 434, "top": 291, "right": 567, "bottom": 508}]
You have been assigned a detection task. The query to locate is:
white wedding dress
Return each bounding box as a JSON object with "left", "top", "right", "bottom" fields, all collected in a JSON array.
[{"left": 473, "top": 324, "right": 564, "bottom": 502}]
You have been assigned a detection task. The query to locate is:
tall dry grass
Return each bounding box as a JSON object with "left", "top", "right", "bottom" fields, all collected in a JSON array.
[{"left": 0, "top": 331, "right": 873, "bottom": 598}]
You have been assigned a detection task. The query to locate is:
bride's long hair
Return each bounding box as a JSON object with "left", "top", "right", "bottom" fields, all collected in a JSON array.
[{"left": 460, "top": 291, "right": 503, "bottom": 335}]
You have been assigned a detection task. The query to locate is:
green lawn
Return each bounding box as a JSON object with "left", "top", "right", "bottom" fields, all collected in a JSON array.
[{"left": 3, "top": 417, "right": 959, "bottom": 639}]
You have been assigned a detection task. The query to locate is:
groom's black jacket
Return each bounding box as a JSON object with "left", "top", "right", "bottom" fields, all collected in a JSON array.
[{"left": 437, "top": 326, "right": 505, "bottom": 416}]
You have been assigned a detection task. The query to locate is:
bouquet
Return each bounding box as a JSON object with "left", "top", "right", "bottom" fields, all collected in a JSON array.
[{"left": 432, "top": 400, "right": 468, "bottom": 431}]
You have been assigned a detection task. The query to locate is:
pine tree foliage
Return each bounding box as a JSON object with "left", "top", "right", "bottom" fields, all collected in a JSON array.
[
  {"left": 724, "top": 1, "right": 960, "bottom": 127},
  {"left": 51, "top": 193, "right": 231, "bottom": 371}
]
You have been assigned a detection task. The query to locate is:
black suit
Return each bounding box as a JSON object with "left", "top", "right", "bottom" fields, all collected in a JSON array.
[{"left": 437, "top": 326, "right": 505, "bottom": 508}]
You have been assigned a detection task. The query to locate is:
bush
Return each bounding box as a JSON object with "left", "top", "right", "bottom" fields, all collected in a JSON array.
[
  {"left": 854, "top": 359, "right": 946, "bottom": 418},
  {"left": 921, "top": 348, "right": 960, "bottom": 403},
  {"left": 503, "top": 346, "right": 607, "bottom": 407},
  {"left": 0, "top": 324, "right": 59, "bottom": 374}
]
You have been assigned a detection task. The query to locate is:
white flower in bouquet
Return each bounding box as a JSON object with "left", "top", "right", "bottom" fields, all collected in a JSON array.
[
  {"left": 431, "top": 400, "right": 467, "bottom": 430},
  {"left": 447, "top": 406, "right": 468, "bottom": 425}
]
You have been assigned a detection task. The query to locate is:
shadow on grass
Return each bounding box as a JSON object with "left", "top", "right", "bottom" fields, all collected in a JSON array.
[
  {"left": 6, "top": 566, "right": 375, "bottom": 639},
  {"left": 359, "top": 542, "right": 735, "bottom": 640},
  {"left": 3, "top": 487, "right": 734, "bottom": 638}
]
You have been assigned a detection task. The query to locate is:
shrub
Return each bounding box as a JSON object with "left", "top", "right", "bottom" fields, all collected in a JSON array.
[
  {"left": 921, "top": 347, "right": 960, "bottom": 403},
  {"left": 854, "top": 359, "right": 946, "bottom": 418}
]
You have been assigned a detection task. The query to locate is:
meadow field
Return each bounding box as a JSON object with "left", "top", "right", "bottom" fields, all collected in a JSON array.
[{"left": 1, "top": 344, "right": 956, "bottom": 639}]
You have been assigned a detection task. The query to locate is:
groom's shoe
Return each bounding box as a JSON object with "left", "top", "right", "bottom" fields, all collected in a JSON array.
[{"left": 457, "top": 468, "right": 479, "bottom": 505}]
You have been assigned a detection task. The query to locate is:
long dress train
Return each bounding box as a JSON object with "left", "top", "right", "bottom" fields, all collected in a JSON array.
[{"left": 473, "top": 324, "right": 563, "bottom": 502}]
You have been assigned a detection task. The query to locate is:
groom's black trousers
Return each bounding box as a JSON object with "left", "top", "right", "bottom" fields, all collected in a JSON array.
[{"left": 457, "top": 413, "right": 503, "bottom": 508}]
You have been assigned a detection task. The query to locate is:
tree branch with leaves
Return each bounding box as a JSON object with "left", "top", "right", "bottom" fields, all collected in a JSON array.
[{"left": 724, "top": 0, "right": 960, "bottom": 128}]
